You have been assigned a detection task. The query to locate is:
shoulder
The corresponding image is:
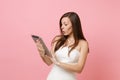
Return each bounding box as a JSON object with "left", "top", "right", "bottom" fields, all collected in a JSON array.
[
  {"left": 77, "top": 39, "right": 89, "bottom": 53},
  {"left": 79, "top": 40, "right": 88, "bottom": 47}
]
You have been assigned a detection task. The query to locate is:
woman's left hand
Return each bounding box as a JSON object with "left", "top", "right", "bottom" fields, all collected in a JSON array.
[{"left": 51, "top": 57, "right": 60, "bottom": 65}]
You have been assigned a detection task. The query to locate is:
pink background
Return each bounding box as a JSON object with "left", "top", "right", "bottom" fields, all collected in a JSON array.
[{"left": 0, "top": 0, "right": 120, "bottom": 80}]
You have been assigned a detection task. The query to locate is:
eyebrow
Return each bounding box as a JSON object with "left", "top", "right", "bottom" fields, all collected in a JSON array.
[{"left": 62, "top": 21, "right": 68, "bottom": 24}]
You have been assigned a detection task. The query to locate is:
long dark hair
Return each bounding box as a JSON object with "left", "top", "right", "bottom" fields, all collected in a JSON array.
[{"left": 54, "top": 12, "right": 87, "bottom": 55}]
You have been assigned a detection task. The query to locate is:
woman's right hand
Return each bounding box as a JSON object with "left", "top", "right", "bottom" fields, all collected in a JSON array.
[{"left": 35, "top": 39, "right": 45, "bottom": 57}]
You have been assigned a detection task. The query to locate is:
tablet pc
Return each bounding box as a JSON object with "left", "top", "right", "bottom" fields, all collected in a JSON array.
[{"left": 31, "top": 35, "right": 52, "bottom": 58}]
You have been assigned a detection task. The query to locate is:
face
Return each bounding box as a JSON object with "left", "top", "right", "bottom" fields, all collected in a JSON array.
[{"left": 61, "top": 17, "right": 73, "bottom": 36}]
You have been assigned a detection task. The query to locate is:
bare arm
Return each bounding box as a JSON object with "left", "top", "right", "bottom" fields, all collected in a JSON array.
[
  {"left": 40, "top": 55, "right": 53, "bottom": 66},
  {"left": 52, "top": 40, "right": 89, "bottom": 73}
]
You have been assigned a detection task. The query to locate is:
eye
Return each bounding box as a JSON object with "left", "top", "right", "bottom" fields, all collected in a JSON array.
[{"left": 64, "top": 23, "right": 68, "bottom": 26}]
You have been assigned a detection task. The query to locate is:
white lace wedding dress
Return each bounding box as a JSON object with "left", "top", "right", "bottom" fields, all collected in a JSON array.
[{"left": 47, "top": 46, "right": 80, "bottom": 80}]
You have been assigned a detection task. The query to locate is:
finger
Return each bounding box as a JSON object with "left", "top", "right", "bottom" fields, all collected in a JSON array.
[
  {"left": 36, "top": 39, "right": 40, "bottom": 42},
  {"left": 38, "top": 48, "right": 45, "bottom": 52},
  {"left": 45, "top": 55, "right": 51, "bottom": 59},
  {"left": 50, "top": 58, "right": 54, "bottom": 61},
  {"left": 36, "top": 43, "right": 43, "bottom": 48}
]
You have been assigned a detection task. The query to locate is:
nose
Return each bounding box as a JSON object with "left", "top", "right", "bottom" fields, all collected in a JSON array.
[{"left": 61, "top": 25, "right": 64, "bottom": 30}]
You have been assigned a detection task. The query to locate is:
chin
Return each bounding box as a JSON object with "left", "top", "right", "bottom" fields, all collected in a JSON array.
[
  {"left": 63, "top": 34, "right": 69, "bottom": 36},
  {"left": 62, "top": 32, "right": 69, "bottom": 36}
]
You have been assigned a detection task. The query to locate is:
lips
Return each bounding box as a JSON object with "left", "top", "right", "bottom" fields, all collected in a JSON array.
[{"left": 62, "top": 31, "right": 65, "bottom": 33}]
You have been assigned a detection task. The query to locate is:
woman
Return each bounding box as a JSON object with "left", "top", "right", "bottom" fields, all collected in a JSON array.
[{"left": 36, "top": 12, "right": 89, "bottom": 80}]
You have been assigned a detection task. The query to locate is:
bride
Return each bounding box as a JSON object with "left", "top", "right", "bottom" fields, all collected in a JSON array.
[{"left": 35, "top": 12, "right": 89, "bottom": 80}]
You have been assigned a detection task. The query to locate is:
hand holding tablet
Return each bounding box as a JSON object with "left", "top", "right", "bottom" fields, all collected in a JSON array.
[{"left": 31, "top": 35, "right": 52, "bottom": 58}]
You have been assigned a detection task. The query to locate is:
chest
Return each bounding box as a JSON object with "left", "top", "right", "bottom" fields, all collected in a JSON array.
[{"left": 55, "top": 47, "right": 80, "bottom": 63}]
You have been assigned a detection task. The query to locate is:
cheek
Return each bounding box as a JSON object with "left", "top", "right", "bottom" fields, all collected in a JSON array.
[{"left": 67, "top": 27, "right": 72, "bottom": 33}]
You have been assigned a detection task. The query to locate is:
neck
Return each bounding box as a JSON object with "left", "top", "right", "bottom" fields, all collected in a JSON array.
[
  {"left": 66, "top": 35, "right": 75, "bottom": 46},
  {"left": 67, "top": 33, "right": 74, "bottom": 41}
]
